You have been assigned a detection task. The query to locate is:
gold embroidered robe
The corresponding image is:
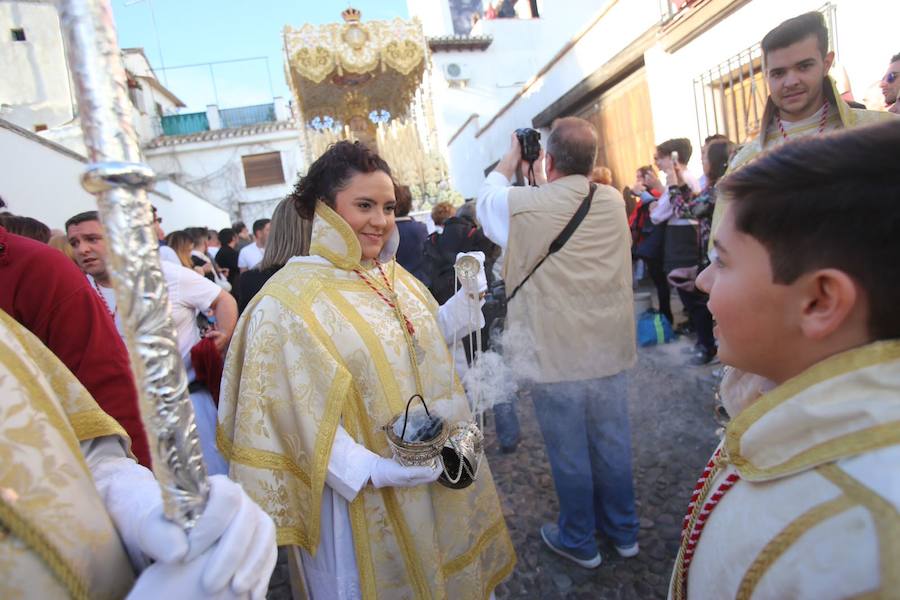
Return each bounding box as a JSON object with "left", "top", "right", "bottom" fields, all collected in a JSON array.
[
  {"left": 218, "top": 204, "right": 515, "bottom": 599},
  {"left": 0, "top": 310, "right": 135, "bottom": 600},
  {"left": 669, "top": 341, "right": 900, "bottom": 600}
]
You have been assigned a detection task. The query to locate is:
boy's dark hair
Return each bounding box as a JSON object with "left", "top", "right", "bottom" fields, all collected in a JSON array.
[
  {"left": 719, "top": 120, "right": 900, "bottom": 340},
  {"left": 218, "top": 228, "right": 236, "bottom": 245},
  {"left": 290, "top": 140, "right": 396, "bottom": 220},
  {"left": 637, "top": 165, "right": 656, "bottom": 178},
  {"left": 656, "top": 138, "right": 692, "bottom": 164},
  {"left": 252, "top": 218, "right": 270, "bottom": 235},
  {"left": 65, "top": 210, "right": 99, "bottom": 231},
  {"left": 0, "top": 214, "right": 51, "bottom": 243},
  {"left": 186, "top": 226, "right": 208, "bottom": 246},
  {"left": 891, "top": 52, "right": 900, "bottom": 64},
  {"left": 706, "top": 139, "right": 735, "bottom": 185},
  {"left": 761, "top": 11, "right": 828, "bottom": 58},
  {"left": 704, "top": 133, "right": 730, "bottom": 145},
  {"left": 232, "top": 220, "right": 247, "bottom": 233}
]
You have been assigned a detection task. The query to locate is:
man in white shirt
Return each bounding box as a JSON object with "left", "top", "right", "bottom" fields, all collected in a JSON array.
[
  {"left": 67, "top": 211, "right": 125, "bottom": 335},
  {"left": 238, "top": 218, "right": 270, "bottom": 272},
  {"left": 477, "top": 118, "right": 639, "bottom": 569},
  {"left": 67, "top": 210, "right": 237, "bottom": 474}
]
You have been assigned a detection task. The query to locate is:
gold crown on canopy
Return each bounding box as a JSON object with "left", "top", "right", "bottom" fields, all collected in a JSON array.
[{"left": 341, "top": 7, "right": 361, "bottom": 22}]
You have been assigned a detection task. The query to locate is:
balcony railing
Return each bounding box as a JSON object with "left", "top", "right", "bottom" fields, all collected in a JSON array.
[
  {"left": 157, "top": 102, "right": 277, "bottom": 138},
  {"left": 219, "top": 103, "right": 276, "bottom": 129},
  {"left": 160, "top": 112, "right": 209, "bottom": 136}
]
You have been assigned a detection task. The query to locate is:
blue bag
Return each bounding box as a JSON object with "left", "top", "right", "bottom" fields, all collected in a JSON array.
[{"left": 637, "top": 309, "right": 674, "bottom": 347}]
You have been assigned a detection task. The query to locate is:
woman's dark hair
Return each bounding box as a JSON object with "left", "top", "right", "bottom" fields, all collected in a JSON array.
[
  {"left": 706, "top": 139, "right": 734, "bottom": 185},
  {"left": 395, "top": 185, "right": 413, "bottom": 217},
  {"left": 290, "top": 141, "right": 396, "bottom": 219}
]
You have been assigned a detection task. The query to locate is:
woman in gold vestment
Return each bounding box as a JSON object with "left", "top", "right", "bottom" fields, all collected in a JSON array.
[{"left": 218, "top": 142, "right": 515, "bottom": 600}]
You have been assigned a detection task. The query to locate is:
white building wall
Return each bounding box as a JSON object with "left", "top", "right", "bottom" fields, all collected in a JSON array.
[
  {"left": 446, "top": 0, "right": 659, "bottom": 196},
  {"left": 0, "top": 2, "right": 74, "bottom": 132},
  {"left": 0, "top": 120, "right": 230, "bottom": 231},
  {"left": 444, "top": 0, "right": 899, "bottom": 194},
  {"left": 647, "top": 0, "right": 899, "bottom": 170},
  {"left": 152, "top": 179, "right": 230, "bottom": 230},
  {"left": 429, "top": 18, "right": 543, "bottom": 147},
  {"left": 408, "top": 0, "right": 454, "bottom": 36},
  {"left": 144, "top": 127, "right": 304, "bottom": 220}
]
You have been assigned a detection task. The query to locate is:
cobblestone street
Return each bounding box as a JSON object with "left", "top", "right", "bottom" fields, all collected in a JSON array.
[
  {"left": 490, "top": 338, "right": 721, "bottom": 599},
  {"left": 266, "top": 336, "right": 722, "bottom": 600}
]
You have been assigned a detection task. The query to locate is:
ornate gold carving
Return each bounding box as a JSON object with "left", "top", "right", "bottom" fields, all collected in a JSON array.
[{"left": 284, "top": 13, "right": 457, "bottom": 206}]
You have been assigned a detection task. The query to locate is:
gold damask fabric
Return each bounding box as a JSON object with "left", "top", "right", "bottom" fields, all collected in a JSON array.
[
  {"left": 0, "top": 310, "right": 134, "bottom": 600},
  {"left": 218, "top": 203, "right": 515, "bottom": 599}
]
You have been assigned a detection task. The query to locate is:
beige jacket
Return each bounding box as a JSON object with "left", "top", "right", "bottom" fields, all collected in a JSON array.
[{"left": 503, "top": 175, "right": 636, "bottom": 384}]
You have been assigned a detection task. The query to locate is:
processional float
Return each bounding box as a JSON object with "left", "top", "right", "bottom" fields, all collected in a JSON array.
[
  {"left": 56, "top": 0, "right": 208, "bottom": 528},
  {"left": 283, "top": 8, "right": 461, "bottom": 209}
]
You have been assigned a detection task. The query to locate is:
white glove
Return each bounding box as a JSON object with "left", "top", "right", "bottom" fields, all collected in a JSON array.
[
  {"left": 370, "top": 457, "right": 442, "bottom": 488},
  {"left": 129, "top": 475, "right": 277, "bottom": 599}
]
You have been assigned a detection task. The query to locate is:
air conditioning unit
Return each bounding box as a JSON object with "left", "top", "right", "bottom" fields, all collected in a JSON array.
[{"left": 442, "top": 62, "right": 471, "bottom": 87}]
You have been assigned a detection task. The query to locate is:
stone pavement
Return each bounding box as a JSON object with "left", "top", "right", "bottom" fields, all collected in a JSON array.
[
  {"left": 265, "top": 335, "right": 722, "bottom": 599},
  {"left": 489, "top": 338, "right": 721, "bottom": 600}
]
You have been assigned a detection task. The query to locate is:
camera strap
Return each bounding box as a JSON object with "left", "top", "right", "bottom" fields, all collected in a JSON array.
[{"left": 507, "top": 183, "right": 595, "bottom": 303}]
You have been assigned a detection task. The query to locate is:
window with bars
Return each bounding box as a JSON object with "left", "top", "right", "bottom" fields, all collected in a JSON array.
[
  {"left": 693, "top": 44, "right": 767, "bottom": 145},
  {"left": 692, "top": 2, "right": 838, "bottom": 146},
  {"left": 241, "top": 152, "right": 285, "bottom": 188}
]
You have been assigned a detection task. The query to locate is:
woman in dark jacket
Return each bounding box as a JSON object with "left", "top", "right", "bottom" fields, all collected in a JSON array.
[{"left": 393, "top": 185, "right": 430, "bottom": 284}]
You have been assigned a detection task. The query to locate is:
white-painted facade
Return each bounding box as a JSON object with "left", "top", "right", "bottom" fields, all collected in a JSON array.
[
  {"left": 418, "top": 0, "right": 899, "bottom": 197},
  {"left": 122, "top": 48, "right": 186, "bottom": 142},
  {"left": 0, "top": 118, "right": 230, "bottom": 231},
  {"left": 1, "top": 1, "right": 303, "bottom": 226},
  {"left": 143, "top": 112, "right": 303, "bottom": 223},
  {"left": 0, "top": 1, "right": 75, "bottom": 132}
]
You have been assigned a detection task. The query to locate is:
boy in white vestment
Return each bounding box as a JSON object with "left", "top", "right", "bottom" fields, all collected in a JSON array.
[{"left": 669, "top": 121, "right": 900, "bottom": 599}]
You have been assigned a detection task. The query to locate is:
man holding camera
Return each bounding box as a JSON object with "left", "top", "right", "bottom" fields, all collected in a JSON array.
[{"left": 478, "top": 117, "right": 639, "bottom": 568}]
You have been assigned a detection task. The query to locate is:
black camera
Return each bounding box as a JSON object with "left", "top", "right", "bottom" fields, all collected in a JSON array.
[{"left": 515, "top": 128, "right": 541, "bottom": 163}]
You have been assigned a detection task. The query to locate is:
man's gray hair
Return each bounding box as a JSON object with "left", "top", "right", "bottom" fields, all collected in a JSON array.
[{"left": 546, "top": 117, "right": 599, "bottom": 177}]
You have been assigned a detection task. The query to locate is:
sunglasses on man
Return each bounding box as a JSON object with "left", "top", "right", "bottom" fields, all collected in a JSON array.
[{"left": 885, "top": 72, "right": 899, "bottom": 84}]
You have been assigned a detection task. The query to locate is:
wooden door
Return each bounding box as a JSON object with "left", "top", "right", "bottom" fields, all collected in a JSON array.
[{"left": 576, "top": 68, "right": 655, "bottom": 192}]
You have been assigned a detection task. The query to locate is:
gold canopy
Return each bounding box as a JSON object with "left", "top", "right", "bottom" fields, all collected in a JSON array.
[{"left": 284, "top": 8, "right": 460, "bottom": 208}]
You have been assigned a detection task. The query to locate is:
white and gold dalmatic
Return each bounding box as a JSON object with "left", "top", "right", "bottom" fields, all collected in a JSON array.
[
  {"left": 0, "top": 310, "right": 134, "bottom": 600},
  {"left": 218, "top": 203, "right": 515, "bottom": 599},
  {"left": 670, "top": 341, "right": 900, "bottom": 600}
]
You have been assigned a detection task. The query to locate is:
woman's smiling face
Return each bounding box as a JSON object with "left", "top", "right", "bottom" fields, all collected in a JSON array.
[{"left": 333, "top": 170, "right": 397, "bottom": 261}]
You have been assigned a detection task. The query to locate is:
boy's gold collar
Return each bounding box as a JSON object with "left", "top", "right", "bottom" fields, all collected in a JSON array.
[{"left": 725, "top": 339, "right": 900, "bottom": 481}]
